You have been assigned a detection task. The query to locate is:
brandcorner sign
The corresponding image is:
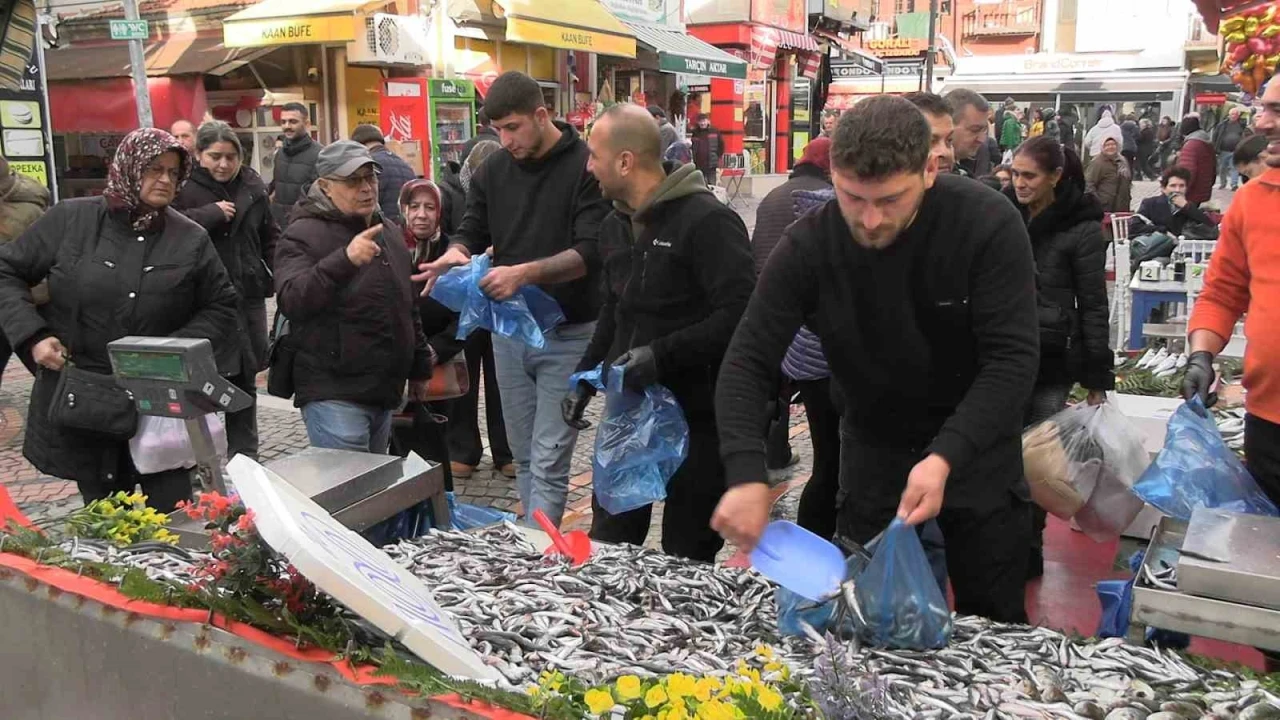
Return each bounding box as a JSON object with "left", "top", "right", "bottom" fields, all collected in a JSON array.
[{"left": 109, "top": 19, "right": 149, "bottom": 41}]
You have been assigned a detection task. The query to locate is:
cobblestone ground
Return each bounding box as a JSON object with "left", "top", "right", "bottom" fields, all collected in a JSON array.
[{"left": 0, "top": 183, "right": 1231, "bottom": 548}]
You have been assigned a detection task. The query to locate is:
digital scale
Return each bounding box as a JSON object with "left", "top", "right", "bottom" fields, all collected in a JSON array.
[{"left": 106, "top": 337, "right": 449, "bottom": 546}]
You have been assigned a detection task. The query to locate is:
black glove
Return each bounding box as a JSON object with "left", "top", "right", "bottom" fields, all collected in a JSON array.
[
  {"left": 1181, "top": 350, "right": 1218, "bottom": 409},
  {"left": 561, "top": 380, "right": 595, "bottom": 430},
  {"left": 616, "top": 345, "right": 659, "bottom": 393}
]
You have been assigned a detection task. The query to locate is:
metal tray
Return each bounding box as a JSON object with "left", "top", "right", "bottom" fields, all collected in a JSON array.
[
  {"left": 1178, "top": 508, "right": 1280, "bottom": 611},
  {"left": 1131, "top": 516, "right": 1280, "bottom": 651}
]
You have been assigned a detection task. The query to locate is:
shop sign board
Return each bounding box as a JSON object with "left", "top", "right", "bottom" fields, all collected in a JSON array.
[
  {"left": 227, "top": 455, "right": 501, "bottom": 681},
  {"left": 0, "top": 0, "right": 54, "bottom": 196},
  {"left": 224, "top": 15, "right": 358, "bottom": 48},
  {"left": 659, "top": 53, "right": 748, "bottom": 79},
  {"left": 505, "top": 16, "right": 636, "bottom": 58},
  {"left": 600, "top": 0, "right": 671, "bottom": 25},
  {"left": 864, "top": 37, "right": 927, "bottom": 58},
  {"left": 831, "top": 58, "right": 920, "bottom": 79},
  {"left": 429, "top": 79, "right": 475, "bottom": 99},
  {"left": 952, "top": 52, "right": 1180, "bottom": 77},
  {"left": 751, "top": 0, "right": 806, "bottom": 33},
  {"left": 108, "top": 19, "right": 149, "bottom": 41}
]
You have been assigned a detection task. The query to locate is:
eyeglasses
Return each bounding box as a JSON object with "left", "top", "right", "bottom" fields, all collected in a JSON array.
[
  {"left": 143, "top": 165, "right": 181, "bottom": 182},
  {"left": 330, "top": 172, "right": 378, "bottom": 189}
]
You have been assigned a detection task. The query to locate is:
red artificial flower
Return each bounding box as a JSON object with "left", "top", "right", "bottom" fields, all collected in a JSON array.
[{"left": 233, "top": 509, "right": 256, "bottom": 535}]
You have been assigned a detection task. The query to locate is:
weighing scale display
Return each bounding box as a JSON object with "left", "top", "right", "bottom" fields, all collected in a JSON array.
[{"left": 110, "top": 350, "right": 190, "bottom": 383}]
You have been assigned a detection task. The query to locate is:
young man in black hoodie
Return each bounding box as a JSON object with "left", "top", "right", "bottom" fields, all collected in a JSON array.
[
  {"left": 414, "top": 71, "right": 610, "bottom": 527},
  {"left": 711, "top": 96, "right": 1040, "bottom": 622},
  {"left": 560, "top": 104, "right": 755, "bottom": 561}
]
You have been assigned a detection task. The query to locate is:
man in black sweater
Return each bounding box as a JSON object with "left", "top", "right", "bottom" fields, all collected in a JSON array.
[
  {"left": 711, "top": 96, "right": 1040, "bottom": 622},
  {"left": 561, "top": 104, "right": 755, "bottom": 561},
  {"left": 414, "top": 71, "right": 611, "bottom": 526}
]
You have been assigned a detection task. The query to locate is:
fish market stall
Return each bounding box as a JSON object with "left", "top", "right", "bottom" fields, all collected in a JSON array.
[
  {"left": 2, "top": 451, "right": 1279, "bottom": 719},
  {"left": 1132, "top": 508, "right": 1280, "bottom": 654}
]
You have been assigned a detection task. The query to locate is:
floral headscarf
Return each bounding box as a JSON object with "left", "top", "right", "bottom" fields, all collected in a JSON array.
[{"left": 103, "top": 127, "right": 192, "bottom": 231}]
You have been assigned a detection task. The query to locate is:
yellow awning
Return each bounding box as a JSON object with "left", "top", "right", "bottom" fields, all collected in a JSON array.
[
  {"left": 493, "top": 0, "right": 635, "bottom": 58},
  {"left": 223, "top": 0, "right": 381, "bottom": 48}
]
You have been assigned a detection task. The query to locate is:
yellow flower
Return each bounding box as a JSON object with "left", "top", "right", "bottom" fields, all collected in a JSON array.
[
  {"left": 754, "top": 644, "right": 774, "bottom": 660},
  {"left": 696, "top": 700, "right": 732, "bottom": 720},
  {"left": 526, "top": 686, "right": 541, "bottom": 698},
  {"left": 616, "top": 675, "right": 643, "bottom": 702},
  {"left": 645, "top": 685, "right": 668, "bottom": 709},
  {"left": 693, "top": 677, "right": 717, "bottom": 702},
  {"left": 756, "top": 687, "right": 783, "bottom": 712},
  {"left": 763, "top": 661, "right": 782, "bottom": 674},
  {"left": 666, "top": 673, "right": 696, "bottom": 699},
  {"left": 584, "top": 688, "right": 615, "bottom": 715}
]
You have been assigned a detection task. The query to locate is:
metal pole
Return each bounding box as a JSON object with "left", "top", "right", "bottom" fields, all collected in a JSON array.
[
  {"left": 122, "top": 0, "right": 153, "bottom": 127},
  {"left": 34, "top": 14, "right": 58, "bottom": 203},
  {"left": 924, "top": 0, "right": 939, "bottom": 93}
]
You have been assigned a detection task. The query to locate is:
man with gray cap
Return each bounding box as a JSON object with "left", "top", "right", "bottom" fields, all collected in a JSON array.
[{"left": 274, "top": 140, "right": 434, "bottom": 455}]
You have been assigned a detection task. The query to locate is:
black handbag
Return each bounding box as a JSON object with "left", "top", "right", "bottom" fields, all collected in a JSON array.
[
  {"left": 45, "top": 207, "right": 139, "bottom": 440},
  {"left": 266, "top": 311, "right": 297, "bottom": 399}
]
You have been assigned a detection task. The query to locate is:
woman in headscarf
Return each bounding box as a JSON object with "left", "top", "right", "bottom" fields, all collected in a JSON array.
[
  {"left": 0, "top": 128, "right": 239, "bottom": 511},
  {"left": 443, "top": 138, "right": 515, "bottom": 481},
  {"left": 173, "top": 120, "right": 279, "bottom": 461}
]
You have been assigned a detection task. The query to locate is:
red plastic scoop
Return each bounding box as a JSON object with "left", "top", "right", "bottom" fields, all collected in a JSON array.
[{"left": 533, "top": 509, "right": 592, "bottom": 565}]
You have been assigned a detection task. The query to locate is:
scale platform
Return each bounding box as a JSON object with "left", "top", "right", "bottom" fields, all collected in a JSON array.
[
  {"left": 1178, "top": 507, "right": 1280, "bottom": 611},
  {"left": 1131, "top": 514, "right": 1280, "bottom": 652},
  {"left": 169, "top": 450, "right": 448, "bottom": 546}
]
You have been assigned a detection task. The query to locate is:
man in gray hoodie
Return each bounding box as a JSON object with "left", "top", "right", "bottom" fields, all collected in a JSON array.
[{"left": 648, "top": 105, "right": 679, "bottom": 156}]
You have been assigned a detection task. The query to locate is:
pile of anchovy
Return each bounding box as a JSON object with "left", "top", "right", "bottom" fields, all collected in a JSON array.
[{"left": 46, "top": 525, "right": 1280, "bottom": 719}]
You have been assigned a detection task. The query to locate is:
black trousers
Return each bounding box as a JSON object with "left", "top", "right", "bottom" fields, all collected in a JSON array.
[
  {"left": 1122, "top": 150, "right": 1139, "bottom": 180},
  {"left": 390, "top": 403, "right": 454, "bottom": 492},
  {"left": 225, "top": 298, "right": 268, "bottom": 461},
  {"left": 795, "top": 378, "right": 841, "bottom": 540},
  {"left": 447, "top": 331, "right": 512, "bottom": 468},
  {"left": 1244, "top": 414, "right": 1280, "bottom": 672},
  {"left": 589, "top": 415, "right": 726, "bottom": 562},
  {"left": 836, "top": 430, "right": 1030, "bottom": 624},
  {"left": 78, "top": 450, "right": 194, "bottom": 514}
]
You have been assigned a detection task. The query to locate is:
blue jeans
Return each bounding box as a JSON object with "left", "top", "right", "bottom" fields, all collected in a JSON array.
[
  {"left": 1218, "top": 151, "right": 1239, "bottom": 189},
  {"left": 491, "top": 322, "right": 595, "bottom": 526},
  {"left": 301, "top": 400, "right": 393, "bottom": 454}
]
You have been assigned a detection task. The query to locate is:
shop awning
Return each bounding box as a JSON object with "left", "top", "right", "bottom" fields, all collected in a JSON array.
[
  {"left": 626, "top": 22, "right": 746, "bottom": 79},
  {"left": 44, "top": 37, "right": 274, "bottom": 81},
  {"left": 939, "top": 70, "right": 1188, "bottom": 98},
  {"left": 49, "top": 76, "right": 207, "bottom": 134},
  {"left": 492, "top": 0, "right": 635, "bottom": 58},
  {"left": 222, "top": 0, "right": 383, "bottom": 48},
  {"left": 813, "top": 28, "right": 885, "bottom": 74}
]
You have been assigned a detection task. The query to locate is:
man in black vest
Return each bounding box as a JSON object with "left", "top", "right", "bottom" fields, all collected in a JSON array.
[
  {"left": 711, "top": 96, "right": 1040, "bottom": 622},
  {"left": 270, "top": 102, "right": 322, "bottom": 227}
]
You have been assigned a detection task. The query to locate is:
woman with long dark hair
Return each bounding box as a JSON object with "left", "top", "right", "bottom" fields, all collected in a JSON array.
[{"left": 1006, "top": 135, "right": 1115, "bottom": 576}]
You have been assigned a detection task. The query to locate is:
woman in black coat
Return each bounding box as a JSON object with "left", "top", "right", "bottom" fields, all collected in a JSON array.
[
  {"left": 173, "top": 120, "right": 280, "bottom": 461},
  {"left": 1006, "top": 135, "right": 1115, "bottom": 576},
  {"left": 0, "top": 128, "right": 239, "bottom": 511}
]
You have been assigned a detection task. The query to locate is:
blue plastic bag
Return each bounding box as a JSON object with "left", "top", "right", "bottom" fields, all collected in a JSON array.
[
  {"left": 449, "top": 492, "right": 518, "bottom": 530},
  {"left": 569, "top": 363, "right": 689, "bottom": 515},
  {"left": 429, "top": 254, "right": 566, "bottom": 349},
  {"left": 1132, "top": 398, "right": 1279, "bottom": 521},
  {"left": 1097, "top": 550, "right": 1143, "bottom": 638},
  {"left": 774, "top": 550, "right": 871, "bottom": 638},
  {"left": 852, "top": 518, "right": 953, "bottom": 650}
]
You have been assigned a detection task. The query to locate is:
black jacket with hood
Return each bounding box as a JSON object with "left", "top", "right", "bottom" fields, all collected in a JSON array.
[
  {"left": 274, "top": 186, "right": 432, "bottom": 409},
  {"left": 576, "top": 163, "right": 755, "bottom": 419},
  {"left": 174, "top": 165, "right": 278, "bottom": 301},
  {"left": 270, "top": 134, "right": 321, "bottom": 226},
  {"left": 455, "top": 121, "right": 609, "bottom": 325},
  {"left": 750, "top": 163, "right": 830, "bottom": 273},
  {"left": 1003, "top": 182, "right": 1114, "bottom": 391}
]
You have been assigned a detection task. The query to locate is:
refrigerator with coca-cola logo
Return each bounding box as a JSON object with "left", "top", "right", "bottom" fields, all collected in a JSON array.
[{"left": 380, "top": 78, "right": 476, "bottom": 181}]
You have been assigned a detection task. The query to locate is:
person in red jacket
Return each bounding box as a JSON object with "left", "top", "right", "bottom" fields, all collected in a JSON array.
[
  {"left": 1183, "top": 80, "right": 1280, "bottom": 675},
  {"left": 1175, "top": 114, "right": 1217, "bottom": 205}
]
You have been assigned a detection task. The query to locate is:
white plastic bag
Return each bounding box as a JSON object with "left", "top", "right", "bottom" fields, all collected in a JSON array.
[
  {"left": 129, "top": 414, "right": 228, "bottom": 475},
  {"left": 1022, "top": 402, "right": 1147, "bottom": 540}
]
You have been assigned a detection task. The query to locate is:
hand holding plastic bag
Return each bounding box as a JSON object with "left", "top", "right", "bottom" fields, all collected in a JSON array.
[
  {"left": 852, "top": 518, "right": 953, "bottom": 650},
  {"left": 1022, "top": 401, "right": 1147, "bottom": 540},
  {"left": 1132, "top": 397, "right": 1279, "bottom": 521},
  {"left": 569, "top": 363, "right": 689, "bottom": 515},
  {"left": 429, "top": 254, "right": 566, "bottom": 348}
]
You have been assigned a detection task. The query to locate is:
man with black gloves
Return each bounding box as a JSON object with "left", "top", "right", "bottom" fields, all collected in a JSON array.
[
  {"left": 561, "top": 104, "right": 755, "bottom": 561},
  {"left": 413, "top": 71, "right": 610, "bottom": 527},
  {"left": 710, "top": 96, "right": 1040, "bottom": 621}
]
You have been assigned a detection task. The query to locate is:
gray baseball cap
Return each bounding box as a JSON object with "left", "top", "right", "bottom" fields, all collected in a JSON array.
[{"left": 316, "top": 140, "right": 382, "bottom": 179}]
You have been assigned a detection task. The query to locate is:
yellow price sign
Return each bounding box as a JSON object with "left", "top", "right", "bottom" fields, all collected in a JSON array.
[{"left": 11, "top": 160, "right": 46, "bottom": 187}]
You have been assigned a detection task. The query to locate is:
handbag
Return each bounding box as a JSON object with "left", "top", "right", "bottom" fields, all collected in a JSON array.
[
  {"left": 46, "top": 206, "right": 139, "bottom": 440},
  {"left": 425, "top": 351, "right": 469, "bottom": 401},
  {"left": 266, "top": 312, "right": 297, "bottom": 399}
]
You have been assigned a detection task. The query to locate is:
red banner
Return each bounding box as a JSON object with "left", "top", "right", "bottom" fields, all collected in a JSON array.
[{"left": 48, "top": 77, "right": 206, "bottom": 134}]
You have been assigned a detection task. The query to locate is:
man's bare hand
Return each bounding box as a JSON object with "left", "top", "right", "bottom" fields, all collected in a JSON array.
[
  {"left": 215, "top": 201, "right": 236, "bottom": 222},
  {"left": 478, "top": 264, "right": 529, "bottom": 301},
  {"left": 346, "top": 224, "right": 384, "bottom": 267},
  {"left": 711, "top": 482, "right": 772, "bottom": 553},
  {"left": 411, "top": 245, "right": 471, "bottom": 296},
  {"left": 897, "top": 453, "right": 950, "bottom": 526},
  {"left": 1171, "top": 192, "right": 1188, "bottom": 209},
  {"left": 32, "top": 336, "right": 67, "bottom": 372}
]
